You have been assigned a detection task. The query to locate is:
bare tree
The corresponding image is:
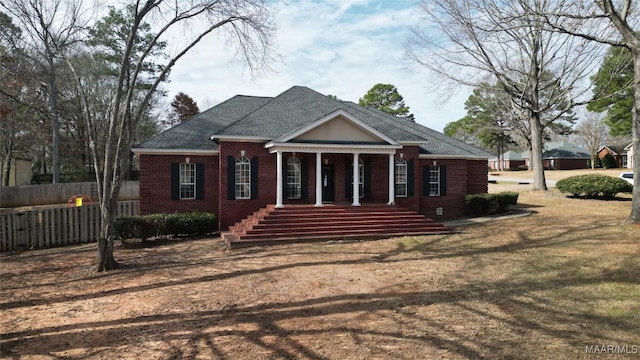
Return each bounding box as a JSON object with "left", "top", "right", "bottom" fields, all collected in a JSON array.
[
  {"left": 535, "top": 0, "right": 639, "bottom": 223},
  {"left": 407, "top": 0, "right": 606, "bottom": 191},
  {"left": 1, "top": 0, "right": 92, "bottom": 183},
  {"left": 575, "top": 112, "right": 609, "bottom": 169},
  {"left": 65, "top": 0, "right": 276, "bottom": 271}
]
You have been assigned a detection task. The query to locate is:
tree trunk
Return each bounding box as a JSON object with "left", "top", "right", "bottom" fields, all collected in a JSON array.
[
  {"left": 1, "top": 152, "right": 10, "bottom": 186},
  {"left": 95, "top": 199, "right": 118, "bottom": 272},
  {"left": 530, "top": 114, "right": 548, "bottom": 191},
  {"left": 46, "top": 60, "right": 61, "bottom": 184},
  {"left": 627, "top": 51, "right": 640, "bottom": 224}
]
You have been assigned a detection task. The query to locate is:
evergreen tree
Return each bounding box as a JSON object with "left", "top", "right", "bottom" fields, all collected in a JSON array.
[
  {"left": 168, "top": 92, "right": 200, "bottom": 126},
  {"left": 359, "top": 83, "right": 415, "bottom": 121},
  {"left": 587, "top": 46, "right": 633, "bottom": 137}
]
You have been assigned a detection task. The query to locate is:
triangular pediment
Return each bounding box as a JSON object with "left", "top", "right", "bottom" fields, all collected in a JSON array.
[{"left": 275, "top": 109, "right": 398, "bottom": 145}]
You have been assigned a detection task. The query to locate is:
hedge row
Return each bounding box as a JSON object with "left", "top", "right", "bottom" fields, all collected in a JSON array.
[
  {"left": 556, "top": 174, "right": 632, "bottom": 198},
  {"left": 464, "top": 192, "right": 519, "bottom": 216},
  {"left": 113, "top": 212, "right": 217, "bottom": 241}
]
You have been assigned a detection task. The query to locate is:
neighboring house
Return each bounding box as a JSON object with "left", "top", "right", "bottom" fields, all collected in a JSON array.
[
  {"left": 598, "top": 144, "right": 631, "bottom": 168},
  {"left": 523, "top": 142, "right": 590, "bottom": 170},
  {"left": 623, "top": 143, "right": 633, "bottom": 168},
  {"left": 488, "top": 151, "right": 525, "bottom": 170},
  {"left": 133, "top": 86, "right": 491, "bottom": 230}
]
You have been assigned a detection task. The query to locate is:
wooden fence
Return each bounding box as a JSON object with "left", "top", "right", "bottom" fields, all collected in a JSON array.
[
  {"left": 0, "top": 181, "right": 139, "bottom": 208},
  {"left": 0, "top": 201, "right": 139, "bottom": 253}
]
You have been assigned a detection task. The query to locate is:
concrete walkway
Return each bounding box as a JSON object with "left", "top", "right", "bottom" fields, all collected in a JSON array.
[
  {"left": 444, "top": 208, "right": 532, "bottom": 227},
  {"left": 488, "top": 175, "right": 557, "bottom": 187}
]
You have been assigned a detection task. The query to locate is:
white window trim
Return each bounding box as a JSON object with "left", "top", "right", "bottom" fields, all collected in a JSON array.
[
  {"left": 350, "top": 158, "right": 365, "bottom": 198},
  {"left": 235, "top": 155, "right": 251, "bottom": 199},
  {"left": 287, "top": 156, "right": 302, "bottom": 199},
  {"left": 429, "top": 166, "right": 440, "bottom": 197},
  {"left": 358, "top": 158, "right": 365, "bottom": 198},
  {"left": 179, "top": 163, "right": 196, "bottom": 200},
  {"left": 395, "top": 159, "right": 407, "bottom": 198}
]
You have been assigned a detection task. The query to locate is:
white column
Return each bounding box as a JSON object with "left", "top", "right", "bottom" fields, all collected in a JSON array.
[
  {"left": 275, "top": 151, "right": 284, "bottom": 208},
  {"left": 388, "top": 153, "right": 395, "bottom": 205},
  {"left": 352, "top": 153, "right": 361, "bottom": 206},
  {"left": 315, "top": 152, "right": 323, "bottom": 207}
]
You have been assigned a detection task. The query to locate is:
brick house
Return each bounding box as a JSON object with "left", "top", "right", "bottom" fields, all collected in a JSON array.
[
  {"left": 133, "top": 86, "right": 490, "bottom": 242},
  {"left": 488, "top": 151, "right": 526, "bottom": 171},
  {"left": 522, "top": 142, "right": 590, "bottom": 170},
  {"left": 598, "top": 143, "right": 633, "bottom": 168}
]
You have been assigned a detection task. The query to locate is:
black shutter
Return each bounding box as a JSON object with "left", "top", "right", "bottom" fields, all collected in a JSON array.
[
  {"left": 439, "top": 165, "right": 447, "bottom": 196},
  {"left": 364, "top": 158, "right": 372, "bottom": 198},
  {"left": 407, "top": 158, "right": 415, "bottom": 197},
  {"left": 251, "top": 156, "right": 259, "bottom": 199},
  {"left": 227, "top": 156, "right": 235, "bottom": 200},
  {"left": 301, "top": 157, "right": 309, "bottom": 199},
  {"left": 171, "top": 163, "right": 180, "bottom": 200},
  {"left": 195, "top": 163, "right": 205, "bottom": 200},
  {"left": 345, "top": 158, "right": 352, "bottom": 199},
  {"left": 423, "top": 165, "right": 429, "bottom": 196}
]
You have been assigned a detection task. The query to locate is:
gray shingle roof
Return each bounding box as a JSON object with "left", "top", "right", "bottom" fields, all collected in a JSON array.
[
  {"left": 489, "top": 151, "right": 524, "bottom": 161},
  {"left": 522, "top": 142, "right": 590, "bottom": 159},
  {"left": 135, "top": 95, "right": 272, "bottom": 150},
  {"left": 136, "top": 86, "right": 491, "bottom": 158}
]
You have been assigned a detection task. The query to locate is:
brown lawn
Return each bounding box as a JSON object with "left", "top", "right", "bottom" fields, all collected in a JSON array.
[
  {"left": 1, "top": 185, "right": 639, "bottom": 359},
  {"left": 490, "top": 168, "right": 631, "bottom": 181}
]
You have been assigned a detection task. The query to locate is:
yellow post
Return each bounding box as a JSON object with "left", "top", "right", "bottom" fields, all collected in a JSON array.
[{"left": 75, "top": 197, "right": 83, "bottom": 207}]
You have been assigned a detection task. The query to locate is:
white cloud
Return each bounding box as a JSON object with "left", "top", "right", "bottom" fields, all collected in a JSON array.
[{"left": 166, "top": 0, "right": 468, "bottom": 132}]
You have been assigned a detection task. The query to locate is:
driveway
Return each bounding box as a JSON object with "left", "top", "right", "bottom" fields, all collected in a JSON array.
[{"left": 488, "top": 174, "right": 557, "bottom": 187}]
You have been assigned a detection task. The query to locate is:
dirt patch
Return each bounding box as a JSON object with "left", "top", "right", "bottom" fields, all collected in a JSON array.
[{"left": 1, "top": 188, "right": 639, "bottom": 359}]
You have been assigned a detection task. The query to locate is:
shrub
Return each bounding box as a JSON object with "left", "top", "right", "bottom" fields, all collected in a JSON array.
[
  {"left": 495, "top": 192, "right": 519, "bottom": 212},
  {"left": 161, "top": 212, "right": 218, "bottom": 236},
  {"left": 464, "top": 191, "right": 519, "bottom": 216},
  {"left": 556, "top": 174, "right": 632, "bottom": 198},
  {"left": 113, "top": 212, "right": 217, "bottom": 241},
  {"left": 112, "top": 216, "right": 157, "bottom": 242}
]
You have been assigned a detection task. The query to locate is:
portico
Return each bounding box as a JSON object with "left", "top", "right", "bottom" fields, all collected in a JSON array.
[
  {"left": 269, "top": 145, "right": 400, "bottom": 209},
  {"left": 265, "top": 109, "right": 403, "bottom": 209}
]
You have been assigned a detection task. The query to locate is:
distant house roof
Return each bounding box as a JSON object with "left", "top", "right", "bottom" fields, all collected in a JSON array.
[
  {"left": 134, "top": 86, "right": 491, "bottom": 158},
  {"left": 488, "top": 150, "right": 524, "bottom": 162},
  {"left": 522, "top": 142, "right": 590, "bottom": 159},
  {"left": 598, "top": 143, "right": 631, "bottom": 155}
]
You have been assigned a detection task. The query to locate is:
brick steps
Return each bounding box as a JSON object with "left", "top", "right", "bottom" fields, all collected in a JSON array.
[{"left": 223, "top": 204, "right": 456, "bottom": 249}]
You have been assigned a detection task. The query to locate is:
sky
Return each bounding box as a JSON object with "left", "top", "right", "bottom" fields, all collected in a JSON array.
[{"left": 166, "top": 0, "right": 470, "bottom": 132}]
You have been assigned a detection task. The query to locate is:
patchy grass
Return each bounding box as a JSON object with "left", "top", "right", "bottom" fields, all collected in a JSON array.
[{"left": 1, "top": 186, "right": 638, "bottom": 359}]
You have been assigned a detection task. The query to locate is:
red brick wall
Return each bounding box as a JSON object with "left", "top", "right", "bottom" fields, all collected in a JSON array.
[
  {"left": 466, "top": 159, "right": 489, "bottom": 195},
  {"left": 544, "top": 158, "right": 589, "bottom": 170},
  {"left": 418, "top": 158, "right": 488, "bottom": 219},
  {"left": 138, "top": 154, "right": 218, "bottom": 215},
  {"left": 218, "top": 142, "right": 276, "bottom": 228},
  {"left": 393, "top": 147, "right": 421, "bottom": 212},
  {"left": 139, "top": 144, "right": 489, "bottom": 228}
]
